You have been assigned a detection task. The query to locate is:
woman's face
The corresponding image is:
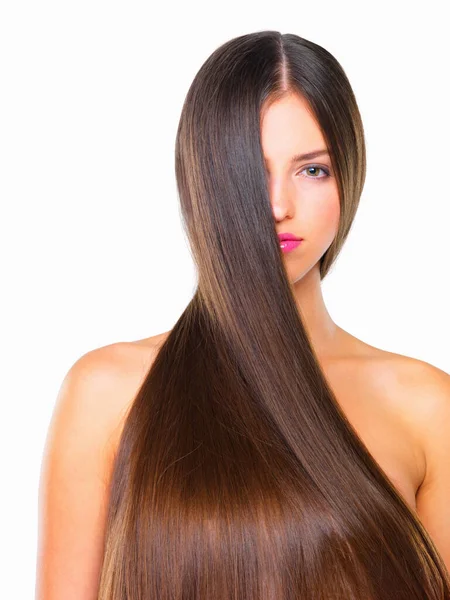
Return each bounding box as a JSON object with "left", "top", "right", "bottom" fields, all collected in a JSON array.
[{"left": 260, "top": 92, "right": 340, "bottom": 284}]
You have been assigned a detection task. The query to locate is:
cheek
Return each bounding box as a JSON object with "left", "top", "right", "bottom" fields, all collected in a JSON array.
[{"left": 306, "top": 191, "right": 340, "bottom": 235}]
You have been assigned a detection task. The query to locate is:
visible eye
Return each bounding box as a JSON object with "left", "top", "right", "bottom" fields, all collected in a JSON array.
[{"left": 298, "top": 165, "right": 330, "bottom": 181}]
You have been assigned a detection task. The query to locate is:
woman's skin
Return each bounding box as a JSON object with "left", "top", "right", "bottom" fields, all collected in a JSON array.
[{"left": 36, "top": 94, "right": 450, "bottom": 599}]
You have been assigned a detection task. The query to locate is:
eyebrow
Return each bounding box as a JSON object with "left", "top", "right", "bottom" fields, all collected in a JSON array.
[{"left": 264, "top": 149, "right": 329, "bottom": 165}]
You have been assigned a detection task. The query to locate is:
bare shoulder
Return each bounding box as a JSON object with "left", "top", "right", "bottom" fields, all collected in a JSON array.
[
  {"left": 346, "top": 338, "right": 449, "bottom": 486},
  {"left": 331, "top": 330, "right": 448, "bottom": 408},
  {"left": 384, "top": 353, "right": 450, "bottom": 478},
  {"left": 324, "top": 331, "right": 448, "bottom": 492},
  {"left": 49, "top": 330, "right": 172, "bottom": 479},
  {"left": 369, "top": 350, "right": 450, "bottom": 562},
  {"left": 83, "top": 330, "right": 173, "bottom": 461},
  {"left": 36, "top": 331, "right": 172, "bottom": 599},
  {"left": 359, "top": 345, "right": 449, "bottom": 426}
]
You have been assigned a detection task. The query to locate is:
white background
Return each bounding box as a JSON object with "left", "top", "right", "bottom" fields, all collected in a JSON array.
[{"left": 1, "top": 1, "right": 448, "bottom": 596}]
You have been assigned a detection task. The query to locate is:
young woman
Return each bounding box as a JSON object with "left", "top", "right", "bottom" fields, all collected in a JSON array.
[{"left": 36, "top": 30, "right": 450, "bottom": 599}]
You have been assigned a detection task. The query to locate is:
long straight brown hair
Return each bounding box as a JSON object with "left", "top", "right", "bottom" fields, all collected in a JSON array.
[{"left": 98, "top": 31, "right": 450, "bottom": 599}]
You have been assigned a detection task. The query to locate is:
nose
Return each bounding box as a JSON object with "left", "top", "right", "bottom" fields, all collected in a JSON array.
[{"left": 269, "top": 176, "right": 295, "bottom": 222}]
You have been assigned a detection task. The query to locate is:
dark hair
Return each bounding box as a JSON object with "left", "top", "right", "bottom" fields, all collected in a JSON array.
[{"left": 98, "top": 30, "right": 450, "bottom": 599}]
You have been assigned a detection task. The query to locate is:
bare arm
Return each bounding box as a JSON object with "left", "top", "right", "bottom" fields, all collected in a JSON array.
[{"left": 414, "top": 364, "right": 450, "bottom": 572}]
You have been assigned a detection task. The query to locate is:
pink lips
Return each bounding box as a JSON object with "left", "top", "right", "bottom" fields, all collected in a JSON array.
[{"left": 277, "top": 232, "right": 303, "bottom": 254}]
